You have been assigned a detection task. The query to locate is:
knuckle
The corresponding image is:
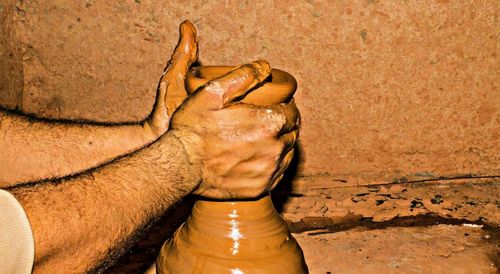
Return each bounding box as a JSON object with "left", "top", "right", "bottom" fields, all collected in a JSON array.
[
  {"left": 240, "top": 107, "right": 288, "bottom": 137},
  {"left": 259, "top": 109, "right": 286, "bottom": 135},
  {"left": 204, "top": 81, "right": 224, "bottom": 95},
  {"left": 250, "top": 187, "right": 265, "bottom": 198},
  {"left": 238, "top": 64, "right": 258, "bottom": 77},
  {"left": 277, "top": 113, "right": 287, "bottom": 127}
]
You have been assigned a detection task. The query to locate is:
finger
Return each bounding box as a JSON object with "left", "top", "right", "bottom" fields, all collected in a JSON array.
[
  {"left": 162, "top": 20, "right": 198, "bottom": 77},
  {"left": 269, "top": 149, "right": 295, "bottom": 191},
  {"left": 257, "top": 102, "right": 300, "bottom": 137},
  {"left": 194, "top": 60, "right": 271, "bottom": 110},
  {"left": 278, "top": 100, "right": 300, "bottom": 134},
  {"left": 160, "top": 20, "right": 198, "bottom": 115},
  {"left": 279, "top": 130, "right": 298, "bottom": 153},
  {"left": 270, "top": 174, "right": 284, "bottom": 192},
  {"left": 268, "top": 131, "right": 297, "bottom": 190}
]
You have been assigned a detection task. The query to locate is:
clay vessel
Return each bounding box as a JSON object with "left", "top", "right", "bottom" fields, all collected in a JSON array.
[
  {"left": 185, "top": 66, "right": 297, "bottom": 105},
  {"left": 156, "top": 195, "right": 308, "bottom": 273},
  {"left": 156, "top": 66, "right": 307, "bottom": 273}
]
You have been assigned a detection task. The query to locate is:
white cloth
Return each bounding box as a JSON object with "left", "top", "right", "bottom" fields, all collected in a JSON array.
[{"left": 0, "top": 189, "right": 34, "bottom": 274}]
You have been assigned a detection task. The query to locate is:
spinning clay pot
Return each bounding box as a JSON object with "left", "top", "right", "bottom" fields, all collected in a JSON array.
[{"left": 156, "top": 66, "right": 307, "bottom": 274}]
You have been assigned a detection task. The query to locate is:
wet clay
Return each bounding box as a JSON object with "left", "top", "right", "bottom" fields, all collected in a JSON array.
[
  {"left": 156, "top": 66, "right": 307, "bottom": 273},
  {"left": 157, "top": 195, "right": 308, "bottom": 273},
  {"left": 186, "top": 66, "right": 297, "bottom": 105}
]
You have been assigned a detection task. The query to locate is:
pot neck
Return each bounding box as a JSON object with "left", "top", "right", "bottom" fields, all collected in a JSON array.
[{"left": 187, "top": 194, "right": 289, "bottom": 238}]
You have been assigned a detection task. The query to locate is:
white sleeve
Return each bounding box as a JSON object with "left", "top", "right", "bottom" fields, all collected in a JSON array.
[{"left": 0, "top": 189, "right": 34, "bottom": 274}]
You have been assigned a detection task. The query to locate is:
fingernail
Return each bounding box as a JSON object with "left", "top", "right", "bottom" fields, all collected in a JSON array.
[
  {"left": 250, "top": 60, "right": 271, "bottom": 81},
  {"left": 180, "top": 21, "right": 197, "bottom": 40},
  {"left": 177, "top": 22, "right": 197, "bottom": 57}
]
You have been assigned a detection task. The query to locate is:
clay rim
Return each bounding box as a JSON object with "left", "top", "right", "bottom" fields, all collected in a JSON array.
[{"left": 186, "top": 66, "right": 297, "bottom": 97}]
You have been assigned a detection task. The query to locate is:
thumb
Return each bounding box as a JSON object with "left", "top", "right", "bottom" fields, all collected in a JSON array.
[
  {"left": 193, "top": 60, "right": 271, "bottom": 110},
  {"left": 160, "top": 20, "right": 198, "bottom": 116}
]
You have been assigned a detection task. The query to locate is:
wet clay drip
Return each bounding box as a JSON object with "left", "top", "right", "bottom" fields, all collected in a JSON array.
[{"left": 156, "top": 66, "right": 307, "bottom": 273}]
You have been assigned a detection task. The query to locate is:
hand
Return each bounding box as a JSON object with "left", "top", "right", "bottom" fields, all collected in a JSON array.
[
  {"left": 168, "top": 60, "right": 300, "bottom": 199},
  {"left": 143, "top": 20, "right": 198, "bottom": 139}
]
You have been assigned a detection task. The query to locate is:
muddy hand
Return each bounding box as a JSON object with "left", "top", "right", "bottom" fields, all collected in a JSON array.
[
  {"left": 168, "top": 60, "right": 300, "bottom": 200},
  {"left": 143, "top": 20, "right": 198, "bottom": 138}
]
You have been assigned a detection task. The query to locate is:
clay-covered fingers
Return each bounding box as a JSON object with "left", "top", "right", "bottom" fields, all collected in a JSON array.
[
  {"left": 143, "top": 21, "right": 198, "bottom": 138},
  {"left": 162, "top": 20, "right": 198, "bottom": 77},
  {"left": 266, "top": 128, "right": 298, "bottom": 191},
  {"left": 160, "top": 20, "right": 198, "bottom": 115},
  {"left": 193, "top": 60, "right": 271, "bottom": 110},
  {"left": 269, "top": 148, "right": 295, "bottom": 191},
  {"left": 276, "top": 101, "right": 300, "bottom": 134},
  {"left": 279, "top": 130, "right": 298, "bottom": 154},
  {"left": 253, "top": 101, "right": 300, "bottom": 138}
]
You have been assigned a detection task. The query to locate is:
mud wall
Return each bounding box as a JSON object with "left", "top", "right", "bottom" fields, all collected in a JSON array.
[
  {"left": 0, "top": 1, "right": 23, "bottom": 110},
  {"left": 1, "top": 0, "right": 498, "bottom": 184}
]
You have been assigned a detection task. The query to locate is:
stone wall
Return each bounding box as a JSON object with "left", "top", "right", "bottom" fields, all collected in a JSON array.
[{"left": 1, "top": 0, "right": 498, "bottom": 184}]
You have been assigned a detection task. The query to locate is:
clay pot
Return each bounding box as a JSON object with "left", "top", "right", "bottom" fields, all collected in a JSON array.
[
  {"left": 156, "top": 195, "right": 308, "bottom": 273},
  {"left": 156, "top": 66, "right": 307, "bottom": 273},
  {"left": 185, "top": 66, "right": 297, "bottom": 105}
]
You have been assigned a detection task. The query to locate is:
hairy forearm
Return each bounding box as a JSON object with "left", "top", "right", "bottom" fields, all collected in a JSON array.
[
  {"left": 8, "top": 133, "right": 200, "bottom": 273},
  {"left": 0, "top": 109, "right": 156, "bottom": 187}
]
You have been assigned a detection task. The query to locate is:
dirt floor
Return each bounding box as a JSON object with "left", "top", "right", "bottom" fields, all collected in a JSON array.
[
  {"left": 108, "top": 220, "right": 499, "bottom": 274},
  {"left": 106, "top": 180, "right": 499, "bottom": 274},
  {"left": 294, "top": 225, "right": 499, "bottom": 274},
  {"left": 279, "top": 178, "right": 500, "bottom": 231},
  {"left": 106, "top": 178, "right": 500, "bottom": 273}
]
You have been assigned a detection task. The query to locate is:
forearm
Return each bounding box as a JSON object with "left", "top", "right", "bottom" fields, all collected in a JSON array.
[
  {"left": 8, "top": 133, "right": 200, "bottom": 273},
  {"left": 0, "top": 109, "right": 156, "bottom": 187}
]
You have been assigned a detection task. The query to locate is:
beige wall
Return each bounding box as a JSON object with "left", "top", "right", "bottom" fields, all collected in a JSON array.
[
  {"left": 2, "top": 0, "right": 499, "bottom": 184},
  {"left": 0, "top": 1, "right": 23, "bottom": 110}
]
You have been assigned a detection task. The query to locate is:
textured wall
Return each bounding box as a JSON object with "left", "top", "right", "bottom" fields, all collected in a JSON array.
[
  {"left": 2, "top": 0, "right": 499, "bottom": 183},
  {"left": 0, "top": 1, "right": 23, "bottom": 110}
]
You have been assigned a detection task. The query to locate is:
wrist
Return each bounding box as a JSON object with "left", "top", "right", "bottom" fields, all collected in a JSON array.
[
  {"left": 141, "top": 119, "right": 165, "bottom": 143},
  {"left": 160, "top": 131, "right": 202, "bottom": 192}
]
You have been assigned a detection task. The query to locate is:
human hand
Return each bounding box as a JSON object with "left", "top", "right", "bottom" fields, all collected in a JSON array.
[
  {"left": 168, "top": 61, "right": 300, "bottom": 199},
  {"left": 143, "top": 20, "right": 198, "bottom": 139}
]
